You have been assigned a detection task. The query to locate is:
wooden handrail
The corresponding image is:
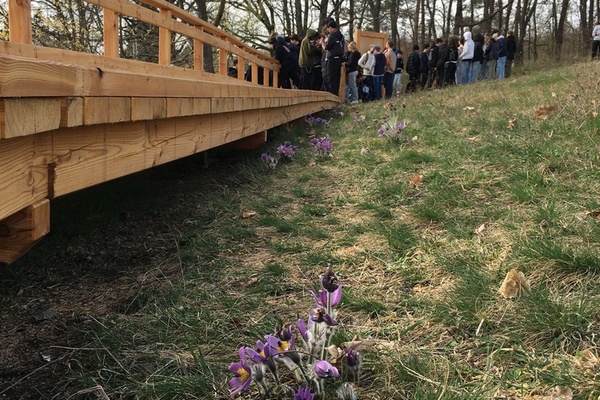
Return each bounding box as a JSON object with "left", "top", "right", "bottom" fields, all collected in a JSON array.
[{"left": 6, "top": 0, "right": 279, "bottom": 86}]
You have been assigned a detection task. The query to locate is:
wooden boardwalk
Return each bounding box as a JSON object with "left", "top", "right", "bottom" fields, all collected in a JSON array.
[{"left": 0, "top": 0, "right": 339, "bottom": 263}]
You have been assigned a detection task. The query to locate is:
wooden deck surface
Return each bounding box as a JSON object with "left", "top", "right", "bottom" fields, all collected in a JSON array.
[{"left": 0, "top": 43, "right": 339, "bottom": 263}]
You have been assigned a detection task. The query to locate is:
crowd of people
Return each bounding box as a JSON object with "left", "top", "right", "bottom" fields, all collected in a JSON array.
[{"left": 229, "top": 17, "right": 600, "bottom": 101}]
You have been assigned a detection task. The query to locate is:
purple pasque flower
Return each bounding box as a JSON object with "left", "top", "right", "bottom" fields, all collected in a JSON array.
[
  {"left": 305, "top": 114, "right": 330, "bottom": 128},
  {"left": 310, "top": 286, "right": 342, "bottom": 309},
  {"left": 260, "top": 152, "right": 278, "bottom": 169},
  {"left": 297, "top": 318, "right": 310, "bottom": 342},
  {"left": 353, "top": 114, "right": 367, "bottom": 123},
  {"left": 310, "top": 306, "right": 338, "bottom": 326},
  {"left": 293, "top": 386, "right": 315, "bottom": 400},
  {"left": 228, "top": 347, "right": 252, "bottom": 396},
  {"left": 309, "top": 137, "right": 334, "bottom": 157},
  {"left": 321, "top": 263, "right": 340, "bottom": 292},
  {"left": 247, "top": 339, "right": 278, "bottom": 375},
  {"left": 343, "top": 348, "right": 360, "bottom": 368},
  {"left": 276, "top": 141, "right": 298, "bottom": 159},
  {"left": 314, "top": 360, "right": 340, "bottom": 379}
]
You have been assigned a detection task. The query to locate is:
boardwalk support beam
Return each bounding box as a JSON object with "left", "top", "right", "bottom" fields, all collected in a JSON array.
[{"left": 0, "top": 200, "right": 50, "bottom": 264}]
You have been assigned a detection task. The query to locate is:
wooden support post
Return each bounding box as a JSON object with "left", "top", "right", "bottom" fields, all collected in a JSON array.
[
  {"left": 223, "top": 130, "right": 267, "bottom": 150},
  {"left": 103, "top": 9, "right": 119, "bottom": 58},
  {"left": 194, "top": 31, "right": 204, "bottom": 72},
  {"left": 158, "top": 9, "right": 172, "bottom": 66},
  {"left": 8, "top": 0, "right": 32, "bottom": 44},
  {"left": 0, "top": 200, "right": 50, "bottom": 264},
  {"left": 272, "top": 70, "right": 278, "bottom": 88}
]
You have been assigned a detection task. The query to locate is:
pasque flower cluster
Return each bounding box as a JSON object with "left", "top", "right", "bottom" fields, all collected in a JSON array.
[{"left": 227, "top": 264, "right": 360, "bottom": 399}]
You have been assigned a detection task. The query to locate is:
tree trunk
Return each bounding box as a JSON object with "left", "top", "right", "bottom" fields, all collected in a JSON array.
[{"left": 553, "top": 0, "right": 569, "bottom": 60}]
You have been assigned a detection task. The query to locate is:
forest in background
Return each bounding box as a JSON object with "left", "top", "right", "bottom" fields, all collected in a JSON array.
[{"left": 0, "top": 0, "right": 598, "bottom": 71}]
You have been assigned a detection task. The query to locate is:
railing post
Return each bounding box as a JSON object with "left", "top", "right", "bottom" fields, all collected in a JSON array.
[
  {"left": 103, "top": 9, "right": 119, "bottom": 57},
  {"left": 158, "top": 9, "right": 172, "bottom": 66},
  {"left": 194, "top": 27, "right": 204, "bottom": 72},
  {"left": 251, "top": 63, "right": 258, "bottom": 84},
  {"left": 8, "top": 0, "right": 32, "bottom": 44},
  {"left": 237, "top": 56, "right": 245, "bottom": 80},
  {"left": 219, "top": 38, "right": 228, "bottom": 76}
]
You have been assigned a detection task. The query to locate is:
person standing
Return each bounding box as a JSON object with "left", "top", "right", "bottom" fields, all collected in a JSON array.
[
  {"left": 299, "top": 29, "right": 318, "bottom": 89},
  {"left": 383, "top": 40, "right": 397, "bottom": 99},
  {"left": 495, "top": 30, "right": 507, "bottom": 79},
  {"left": 436, "top": 39, "right": 449, "bottom": 88},
  {"left": 428, "top": 39, "right": 442, "bottom": 88},
  {"left": 505, "top": 31, "right": 517, "bottom": 77},
  {"left": 372, "top": 46, "right": 386, "bottom": 100},
  {"left": 471, "top": 33, "right": 484, "bottom": 82},
  {"left": 592, "top": 20, "right": 600, "bottom": 59},
  {"left": 325, "top": 20, "right": 345, "bottom": 96},
  {"left": 459, "top": 31, "right": 474, "bottom": 84},
  {"left": 419, "top": 43, "right": 430, "bottom": 89},
  {"left": 345, "top": 41, "right": 361, "bottom": 103},
  {"left": 483, "top": 32, "right": 498, "bottom": 80},
  {"left": 405, "top": 44, "right": 420, "bottom": 93},
  {"left": 393, "top": 49, "right": 404, "bottom": 96}
]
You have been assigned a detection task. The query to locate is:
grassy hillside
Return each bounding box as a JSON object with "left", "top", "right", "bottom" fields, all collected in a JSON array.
[{"left": 2, "top": 62, "right": 599, "bottom": 399}]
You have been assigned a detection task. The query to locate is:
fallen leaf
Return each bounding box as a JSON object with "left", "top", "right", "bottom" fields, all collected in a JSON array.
[
  {"left": 474, "top": 223, "right": 486, "bottom": 235},
  {"left": 586, "top": 210, "right": 600, "bottom": 221},
  {"left": 401, "top": 101, "right": 406, "bottom": 108},
  {"left": 593, "top": 111, "right": 598, "bottom": 118},
  {"left": 507, "top": 119, "right": 517, "bottom": 129},
  {"left": 339, "top": 338, "right": 392, "bottom": 353},
  {"left": 498, "top": 269, "right": 531, "bottom": 299},
  {"left": 551, "top": 92, "right": 557, "bottom": 97},
  {"left": 575, "top": 348, "right": 599, "bottom": 370},
  {"left": 412, "top": 136, "right": 418, "bottom": 141},
  {"left": 242, "top": 210, "right": 258, "bottom": 219},
  {"left": 409, "top": 174, "right": 424, "bottom": 188},
  {"left": 534, "top": 105, "right": 558, "bottom": 120},
  {"left": 464, "top": 106, "right": 475, "bottom": 111}
]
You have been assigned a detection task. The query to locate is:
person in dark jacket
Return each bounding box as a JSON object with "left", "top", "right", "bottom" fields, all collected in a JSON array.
[
  {"left": 344, "top": 41, "right": 361, "bottom": 103},
  {"left": 372, "top": 46, "right": 386, "bottom": 100},
  {"left": 444, "top": 36, "right": 459, "bottom": 86},
  {"left": 436, "top": 39, "right": 449, "bottom": 88},
  {"left": 471, "top": 33, "right": 484, "bottom": 82},
  {"left": 495, "top": 30, "right": 507, "bottom": 79},
  {"left": 419, "top": 43, "right": 430, "bottom": 89},
  {"left": 505, "top": 31, "right": 517, "bottom": 78},
  {"left": 325, "top": 20, "right": 345, "bottom": 96},
  {"left": 269, "top": 35, "right": 298, "bottom": 89},
  {"left": 428, "top": 39, "right": 442, "bottom": 88},
  {"left": 482, "top": 32, "right": 498, "bottom": 80},
  {"left": 405, "top": 44, "right": 420, "bottom": 93}
]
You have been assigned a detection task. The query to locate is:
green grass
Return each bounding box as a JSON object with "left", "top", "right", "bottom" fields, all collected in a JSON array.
[{"left": 5, "top": 62, "right": 600, "bottom": 399}]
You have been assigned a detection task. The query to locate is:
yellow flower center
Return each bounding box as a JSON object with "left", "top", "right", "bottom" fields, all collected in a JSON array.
[
  {"left": 237, "top": 367, "right": 250, "bottom": 382},
  {"left": 277, "top": 340, "right": 290, "bottom": 352}
]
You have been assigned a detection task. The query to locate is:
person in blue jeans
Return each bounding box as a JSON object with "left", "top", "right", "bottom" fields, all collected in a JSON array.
[
  {"left": 372, "top": 46, "right": 385, "bottom": 100},
  {"left": 495, "top": 30, "right": 507, "bottom": 79}
]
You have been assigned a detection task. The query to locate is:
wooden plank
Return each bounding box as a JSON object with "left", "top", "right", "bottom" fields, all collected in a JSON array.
[
  {"left": 0, "top": 134, "right": 51, "bottom": 221},
  {"left": 51, "top": 102, "right": 334, "bottom": 197},
  {"left": 103, "top": 9, "right": 119, "bottom": 58},
  {"left": 8, "top": 0, "right": 32, "bottom": 44},
  {"left": 237, "top": 56, "right": 245, "bottom": 80},
  {"left": 0, "top": 199, "right": 50, "bottom": 264},
  {"left": 158, "top": 9, "right": 172, "bottom": 66},
  {"left": 166, "top": 98, "right": 194, "bottom": 117},
  {"left": 0, "top": 98, "right": 61, "bottom": 139},
  {"left": 60, "top": 97, "right": 84, "bottom": 128},
  {"left": 83, "top": 97, "right": 130, "bottom": 125},
  {"left": 0, "top": 55, "right": 83, "bottom": 97},
  {"left": 131, "top": 97, "right": 167, "bottom": 121}
]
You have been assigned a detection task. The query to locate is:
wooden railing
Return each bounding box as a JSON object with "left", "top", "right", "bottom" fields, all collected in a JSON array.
[{"left": 7, "top": 0, "right": 280, "bottom": 86}]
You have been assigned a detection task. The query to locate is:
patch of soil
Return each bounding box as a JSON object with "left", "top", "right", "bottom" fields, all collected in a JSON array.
[{"left": 0, "top": 153, "right": 239, "bottom": 398}]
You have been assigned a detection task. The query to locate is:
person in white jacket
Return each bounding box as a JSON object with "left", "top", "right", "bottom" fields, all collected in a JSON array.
[
  {"left": 357, "top": 45, "right": 376, "bottom": 100},
  {"left": 593, "top": 19, "right": 600, "bottom": 59},
  {"left": 459, "top": 31, "right": 474, "bottom": 84}
]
